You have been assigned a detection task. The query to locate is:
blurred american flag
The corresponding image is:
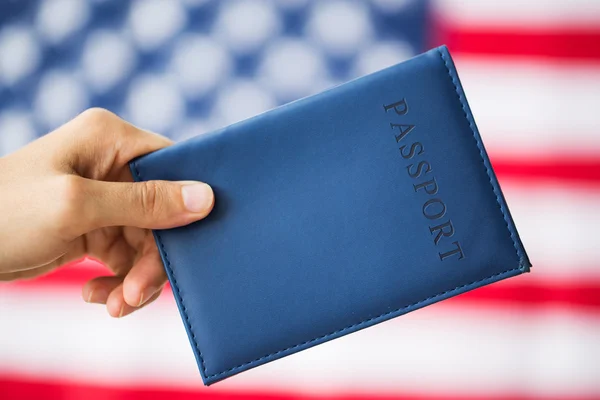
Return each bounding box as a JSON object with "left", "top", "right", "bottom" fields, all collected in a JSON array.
[{"left": 1, "top": 0, "right": 599, "bottom": 399}]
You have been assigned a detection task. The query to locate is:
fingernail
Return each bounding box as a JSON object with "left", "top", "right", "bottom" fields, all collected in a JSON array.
[
  {"left": 139, "top": 286, "right": 158, "bottom": 307},
  {"left": 118, "top": 304, "right": 125, "bottom": 318},
  {"left": 181, "top": 183, "right": 213, "bottom": 213},
  {"left": 87, "top": 288, "right": 108, "bottom": 304}
]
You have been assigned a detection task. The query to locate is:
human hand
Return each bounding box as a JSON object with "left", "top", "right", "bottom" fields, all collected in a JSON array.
[{"left": 0, "top": 108, "right": 214, "bottom": 317}]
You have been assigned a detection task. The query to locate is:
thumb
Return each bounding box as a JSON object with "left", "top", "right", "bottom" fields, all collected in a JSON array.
[{"left": 84, "top": 179, "right": 214, "bottom": 230}]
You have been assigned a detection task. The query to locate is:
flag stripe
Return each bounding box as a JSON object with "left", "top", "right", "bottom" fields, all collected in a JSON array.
[
  {"left": 459, "top": 277, "right": 600, "bottom": 309},
  {"left": 503, "top": 182, "right": 600, "bottom": 270},
  {"left": 1, "top": 375, "right": 599, "bottom": 400},
  {"left": 432, "top": 0, "right": 600, "bottom": 28},
  {"left": 492, "top": 157, "right": 600, "bottom": 185},
  {"left": 443, "top": 26, "right": 600, "bottom": 61},
  {"left": 448, "top": 56, "right": 600, "bottom": 156},
  {"left": 1, "top": 292, "right": 598, "bottom": 396}
]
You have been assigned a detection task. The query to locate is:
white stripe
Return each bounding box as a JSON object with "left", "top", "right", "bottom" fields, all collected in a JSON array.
[
  {"left": 500, "top": 182, "right": 600, "bottom": 281},
  {"left": 0, "top": 288, "right": 598, "bottom": 395},
  {"left": 453, "top": 56, "right": 600, "bottom": 157},
  {"left": 433, "top": 0, "right": 600, "bottom": 28}
]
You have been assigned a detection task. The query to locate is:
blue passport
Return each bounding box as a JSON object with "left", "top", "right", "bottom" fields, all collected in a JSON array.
[{"left": 130, "top": 45, "right": 531, "bottom": 385}]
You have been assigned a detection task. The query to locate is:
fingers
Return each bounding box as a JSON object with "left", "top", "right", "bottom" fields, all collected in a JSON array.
[
  {"left": 83, "top": 276, "right": 122, "bottom": 304},
  {"left": 83, "top": 276, "right": 164, "bottom": 318},
  {"left": 122, "top": 242, "right": 168, "bottom": 307},
  {"left": 106, "top": 284, "right": 163, "bottom": 318},
  {"left": 83, "top": 237, "right": 167, "bottom": 317},
  {"left": 106, "top": 284, "right": 134, "bottom": 318},
  {"left": 80, "top": 179, "right": 214, "bottom": 231},
  {"left": 52, "top": 176, "right": 214, "bottom": 240}
]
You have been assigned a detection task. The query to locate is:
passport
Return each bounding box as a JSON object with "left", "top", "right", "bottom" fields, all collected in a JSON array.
[{"left": 130, "top": 45, "right": 531, "bottom": 385}]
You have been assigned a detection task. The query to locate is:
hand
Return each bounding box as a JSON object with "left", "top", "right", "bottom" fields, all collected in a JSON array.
[{"left": 0, "top": 108, "right": 214, "bottom": 317}]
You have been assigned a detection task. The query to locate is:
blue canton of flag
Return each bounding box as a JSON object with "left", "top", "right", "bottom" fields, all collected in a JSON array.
[{"left": 0, "top": 0, "right": 427, "bottom": 156}]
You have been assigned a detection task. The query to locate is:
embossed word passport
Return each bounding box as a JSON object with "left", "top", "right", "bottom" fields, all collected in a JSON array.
[{"left": 130, "top": 45, "right": 531, "bottom": 385}]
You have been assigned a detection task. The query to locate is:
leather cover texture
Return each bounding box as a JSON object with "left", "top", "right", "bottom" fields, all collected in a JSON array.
[{"left": 130, "top": 45, "right": 531, "bottom": 385}]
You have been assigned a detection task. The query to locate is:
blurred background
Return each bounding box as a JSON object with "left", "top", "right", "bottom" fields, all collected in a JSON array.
[{"left": 0, "top": 0, "right": 599, "bottom": 399}]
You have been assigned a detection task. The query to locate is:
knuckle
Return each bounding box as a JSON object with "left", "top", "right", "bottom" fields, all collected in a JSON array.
[
  {"left": 138, "top": 181, "right": 164, "bottom": 217},
  {"left": 77, "top": 108, "right": 120, "bottom": 139},
  {"left": 78, "top": 107, "right": 115, "bottom": 124}
]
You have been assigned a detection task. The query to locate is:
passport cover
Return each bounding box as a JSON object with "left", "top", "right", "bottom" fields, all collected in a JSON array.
[{"left": 130, "top": 45, "right": 531, "bottom": 385}]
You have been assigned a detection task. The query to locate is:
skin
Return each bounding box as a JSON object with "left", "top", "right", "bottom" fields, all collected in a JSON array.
[{"left": 0, "top": 108, "right": 215, "bottom": 317}]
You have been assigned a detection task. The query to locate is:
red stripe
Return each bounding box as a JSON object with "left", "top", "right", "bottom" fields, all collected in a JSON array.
[
  {"left": 432, "top": 20, "right": 600, "bottom": 61},
  {"left": 492, "top": 156, "right": 600, "bottom": 185},
  {"left": 4, "top": 261, "right": 600, "bottom": 311},
  {"left": 0, "top": 376, "right": 598, "bottom": 400},
  {"left": 460, "top": 277, "right": 600, "bottom": 310}
]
